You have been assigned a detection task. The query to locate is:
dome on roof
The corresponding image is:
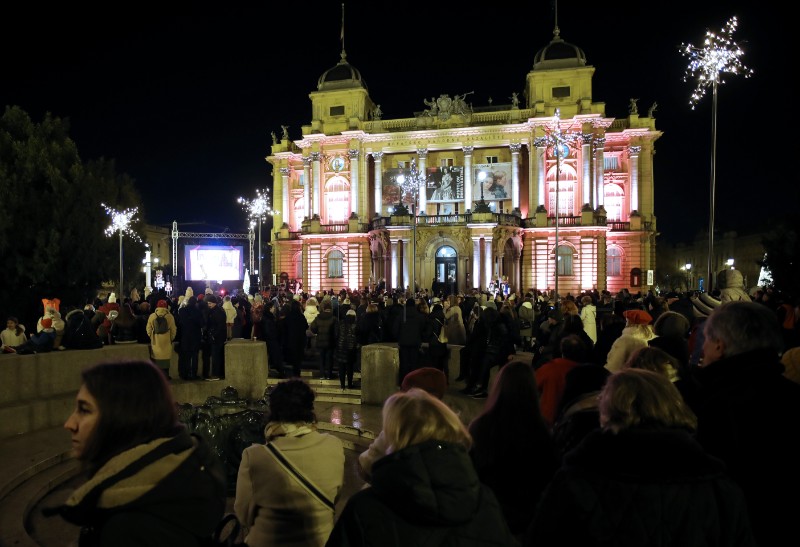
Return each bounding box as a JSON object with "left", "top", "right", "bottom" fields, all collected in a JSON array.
[
  {"left": 317, "top": 50, "right": 368, "bottom": 91},
  {"left": 533, "top": 27, "right": 587, "bottom": 70}
]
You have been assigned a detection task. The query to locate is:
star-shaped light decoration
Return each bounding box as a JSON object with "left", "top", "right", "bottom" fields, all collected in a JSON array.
[
  {"left": 680, "top": 16, "right": 753, "bottom": 108},
  {"left": 101, "top": 203, "right": 142, "bottom": 241}
]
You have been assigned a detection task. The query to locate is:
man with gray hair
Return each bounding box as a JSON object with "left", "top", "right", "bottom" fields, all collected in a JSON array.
[{"left": 696, "top": 300, "right": 800, "bottom": 547}]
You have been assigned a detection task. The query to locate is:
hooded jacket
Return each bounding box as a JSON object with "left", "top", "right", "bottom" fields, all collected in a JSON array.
[
  {"left": 46, "top": 429, "right": 226, "bottom": 547},
  {"left": 326, "top": 439, "right": 516, "bottom": 546}
]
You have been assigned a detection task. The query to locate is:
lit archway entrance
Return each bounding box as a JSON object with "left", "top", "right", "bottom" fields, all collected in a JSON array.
[{"left": 433, "top": 245, "right": 457, "bottom": 296}]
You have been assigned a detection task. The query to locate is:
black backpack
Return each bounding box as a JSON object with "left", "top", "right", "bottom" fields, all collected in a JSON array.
[{"left": 154, "top": 314, "right": 169, "bottom": 335}]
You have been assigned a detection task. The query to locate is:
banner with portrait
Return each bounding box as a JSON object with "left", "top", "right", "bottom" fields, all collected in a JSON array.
[
  {"left": 473, "top": 163, "right": 511, "bottom": 201},
  {"left": 425, "top": 166, "right": 464, "bottom": 202}
]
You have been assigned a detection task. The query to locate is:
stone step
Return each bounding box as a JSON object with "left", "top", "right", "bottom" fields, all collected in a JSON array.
[{"left": 0, "top": 453, "right": 79, "bottom": 547}]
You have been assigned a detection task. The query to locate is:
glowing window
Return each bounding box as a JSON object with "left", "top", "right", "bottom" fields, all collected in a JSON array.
[
  {"left": 557, "top": 245, "right": 573, "bottom": 276},
  {"left": 607, "top": 247, "right": 622, "bottom": 277},
  {"left": 292, "top": 198, "right": 306, "bottom": 230},
  {"left": 324, "top": 175, "right": 350, "bottom": 223},
  {"left": 327, "top": 249, "right": 344, "bottom": 278},
  {"left": 604, "top": 183, "right": 624, "bottom": 222}
]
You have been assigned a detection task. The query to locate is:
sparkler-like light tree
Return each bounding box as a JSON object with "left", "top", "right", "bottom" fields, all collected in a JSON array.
[
  {"left": 238, "top": 188, "right": 274, "bottom": 291},
  {"left": 680, "top": 16, "right": 752, "bottom": 292},
  {"left": 395, "top": 158, "right": 423, "bottom": 294},
  {"left": 102, "top": 203, "right": 142, "bottom": 297},
  {"left": 534, "top": 108, "right": 579, "bottom": 304}
]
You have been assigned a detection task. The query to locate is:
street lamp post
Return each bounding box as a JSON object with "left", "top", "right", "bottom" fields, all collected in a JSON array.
[
  {"left": 142, "top": 244, "right": 160, "bottom": 295},
  {"left": 238, "top": 189, "right": 275, "bottom": 292},
  {"left": 102, "top": 203, "right": 141, "bottom": 298},
  {"left": 535, "top": 108, "right": 575, "bottom": 307},
  {"left": 681, "top": 15, "right": 752, "bottom": 293}
]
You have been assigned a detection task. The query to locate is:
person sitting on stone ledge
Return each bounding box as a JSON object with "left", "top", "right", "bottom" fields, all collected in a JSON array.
[
  {"left": 43, "top": 360, "right": 226, "bottom": 545},
  {"left": 1, "top": 316, "right": 27, "bottom": 352}
]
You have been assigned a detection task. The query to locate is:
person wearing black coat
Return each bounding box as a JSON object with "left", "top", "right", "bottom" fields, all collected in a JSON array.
[
  {"left": 694, "top": 301, "right": 800, "bottom": 547},
  {"left": 284, "top": 299, "right": 309, "bottom": 378},
  {"left": 310, "top": 300, "right": 337, "bottom": 379},
  {"left": 259, "top": 301, "right": 284, "bottom": 376},
  {"left": 394, "top": 298, "right": 427, "bottom": 383},
  {"left": 525, "top": 368, "right": 755, "bottom": 547},
  {"left": 204, "top": 296, "right": 228, "bottom": 380},
  {"left": 177, "top": 296, "right": 203, "bottom": 380}
]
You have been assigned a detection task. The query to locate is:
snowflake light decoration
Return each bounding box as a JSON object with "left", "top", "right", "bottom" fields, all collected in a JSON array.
[
  {"left": 101, "top": 203, "right": 142, "bottom": 241},
  {"left": 680, "top": 16, "right": 753, "bottom": 108},
  {"left": 238, "top": 188, "right": 274, "bottom": 228}
]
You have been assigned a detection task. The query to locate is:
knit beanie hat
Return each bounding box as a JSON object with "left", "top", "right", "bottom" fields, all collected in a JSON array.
[
  {"left": 402, "top": 367, "right": 447, "bottom": 400},
  {"left": 157, "top": 300, "right": 168, "bottom": 308}
]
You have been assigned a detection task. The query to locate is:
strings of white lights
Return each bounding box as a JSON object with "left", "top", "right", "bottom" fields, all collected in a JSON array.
[
  {"left": 680, "top": 15, "right": 753, "bottom": 108},
  {"left": 101, "top": 203, "right": 142, "bottom": 242}
]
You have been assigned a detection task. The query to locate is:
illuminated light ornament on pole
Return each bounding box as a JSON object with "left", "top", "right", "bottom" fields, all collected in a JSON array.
[
  {"left": 238, "top": 188, "right": 275, "bottom": 292},
  {"left": 680, "top": 15, "right": 752, "bottom": 293},
  {"left": 102, "top": 203, "right": 141, "bottom": 298},
  {"left": 395, "top": 159, "right": 423, "bottom": 294}
]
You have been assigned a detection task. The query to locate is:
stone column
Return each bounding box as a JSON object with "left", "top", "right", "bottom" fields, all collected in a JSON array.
[
  {"left": 581, "top": 134, "right": 592, "bottom": 208},
  {"left": 310, "top": 152, "right": 322, "bottom": 217},
  {"left": 629, "top": 145, "right": 641, "bottom": 213},
  {"left": 463, "top": 146, "right": 473, "bottom": 211},
  {"left": 280, "top": 167, "right": 290, "bottom": 227},
  {"left": 372, "top": 151, "right": 384, "bottom": 216},
  {"left": 302, "top": 156, "right": 311, "bottom": 220},
  {"left": 349, "top": 149, "right": 360, "bottom": 218},
  {"left": 533, "top": 138, "right": 547, "bottom": 208},
  {"left": 594, "top": 136, "right": 606, "bottom": 208},
  {"left": 417, "top": 149, "right": 428, "bottom": 215},
  {"left": 510, "top": 143, "right": 521, "bottom": 211}
]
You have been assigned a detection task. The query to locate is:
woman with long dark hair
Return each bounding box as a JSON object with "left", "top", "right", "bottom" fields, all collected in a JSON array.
[
  {"left": 46, "top": 360, "right": 226, "bottom": 546},
  {"left": 468, "top": 360, "right": 558, "bottom": 540}
]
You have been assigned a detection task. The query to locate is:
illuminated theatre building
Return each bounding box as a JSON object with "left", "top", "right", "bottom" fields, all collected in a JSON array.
[{"left": 268, "top": 28, "right": 660, "bottom": 297}]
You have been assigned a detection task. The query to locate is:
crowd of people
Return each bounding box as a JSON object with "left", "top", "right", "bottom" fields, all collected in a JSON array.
[{"left": 8, "top": 269, "right": 800, "bottom": 545}]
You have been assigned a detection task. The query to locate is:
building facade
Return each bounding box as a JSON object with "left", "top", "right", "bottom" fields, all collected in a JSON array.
[{"left": 269, "top": 28, "right": 661, "bottom": 297}]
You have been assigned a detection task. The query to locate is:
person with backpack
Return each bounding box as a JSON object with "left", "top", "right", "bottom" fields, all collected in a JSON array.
[{"left": 146, "top": 299, "right": 177, "bottom": 379}]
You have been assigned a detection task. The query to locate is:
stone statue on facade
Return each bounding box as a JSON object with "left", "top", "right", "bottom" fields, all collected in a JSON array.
[
  {"left": 629, "top": 98, "right": 639, "bottom": 115},
  {"left": 281, "top": 125, "right": 289, "bottom": 140},
  {"left": 373, "top": 104, "right": 382, "bottom": 120},
  {"left": 648, "top": 101, "right": 658, "bottom": 118},
  {"left": 271, "top": 131, "right": 277, "bottom": 145},
  {"left": 510, "top": 92, "right": 519, "bottom": 108}
]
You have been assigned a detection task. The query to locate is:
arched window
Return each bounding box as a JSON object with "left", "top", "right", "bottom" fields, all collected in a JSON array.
[
  {"left": 604, "top": 183, "right": 625, "bottom": 222},
  {"left": 327, "top": 249, "right": 344, "bottom": 278},
  {"left": 292, "top": 198, "right": 306, "bottom": 231},
  {"left": 607, "top": 246, "right": 622, "bottom": 277},
  {"left": 546, "top": 163, "right": 578, "bottom": 217},
  {"left": 557, "top": 245, "right": 573, "bottom": 276},
  {"left": 324, "top": 175, "right": 350, "bottom": 224},
  {"left": 294, "top": 251, "right": 303, "bottom": 280}
]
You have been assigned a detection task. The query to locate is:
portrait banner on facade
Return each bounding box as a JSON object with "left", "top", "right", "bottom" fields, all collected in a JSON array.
[
  {"left": 426, "top": 166, "right": 464, "bottom": 202},
  {"left": 382, "top": 168, "right": 412, "bottom": 206},
  {"left": 473, "top": 163, "right": 511, "bottom": 201}
]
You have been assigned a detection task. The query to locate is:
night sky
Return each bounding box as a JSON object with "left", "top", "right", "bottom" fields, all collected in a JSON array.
[{"left": 2, "top": 2, "right": 789, "bottom": 244}]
